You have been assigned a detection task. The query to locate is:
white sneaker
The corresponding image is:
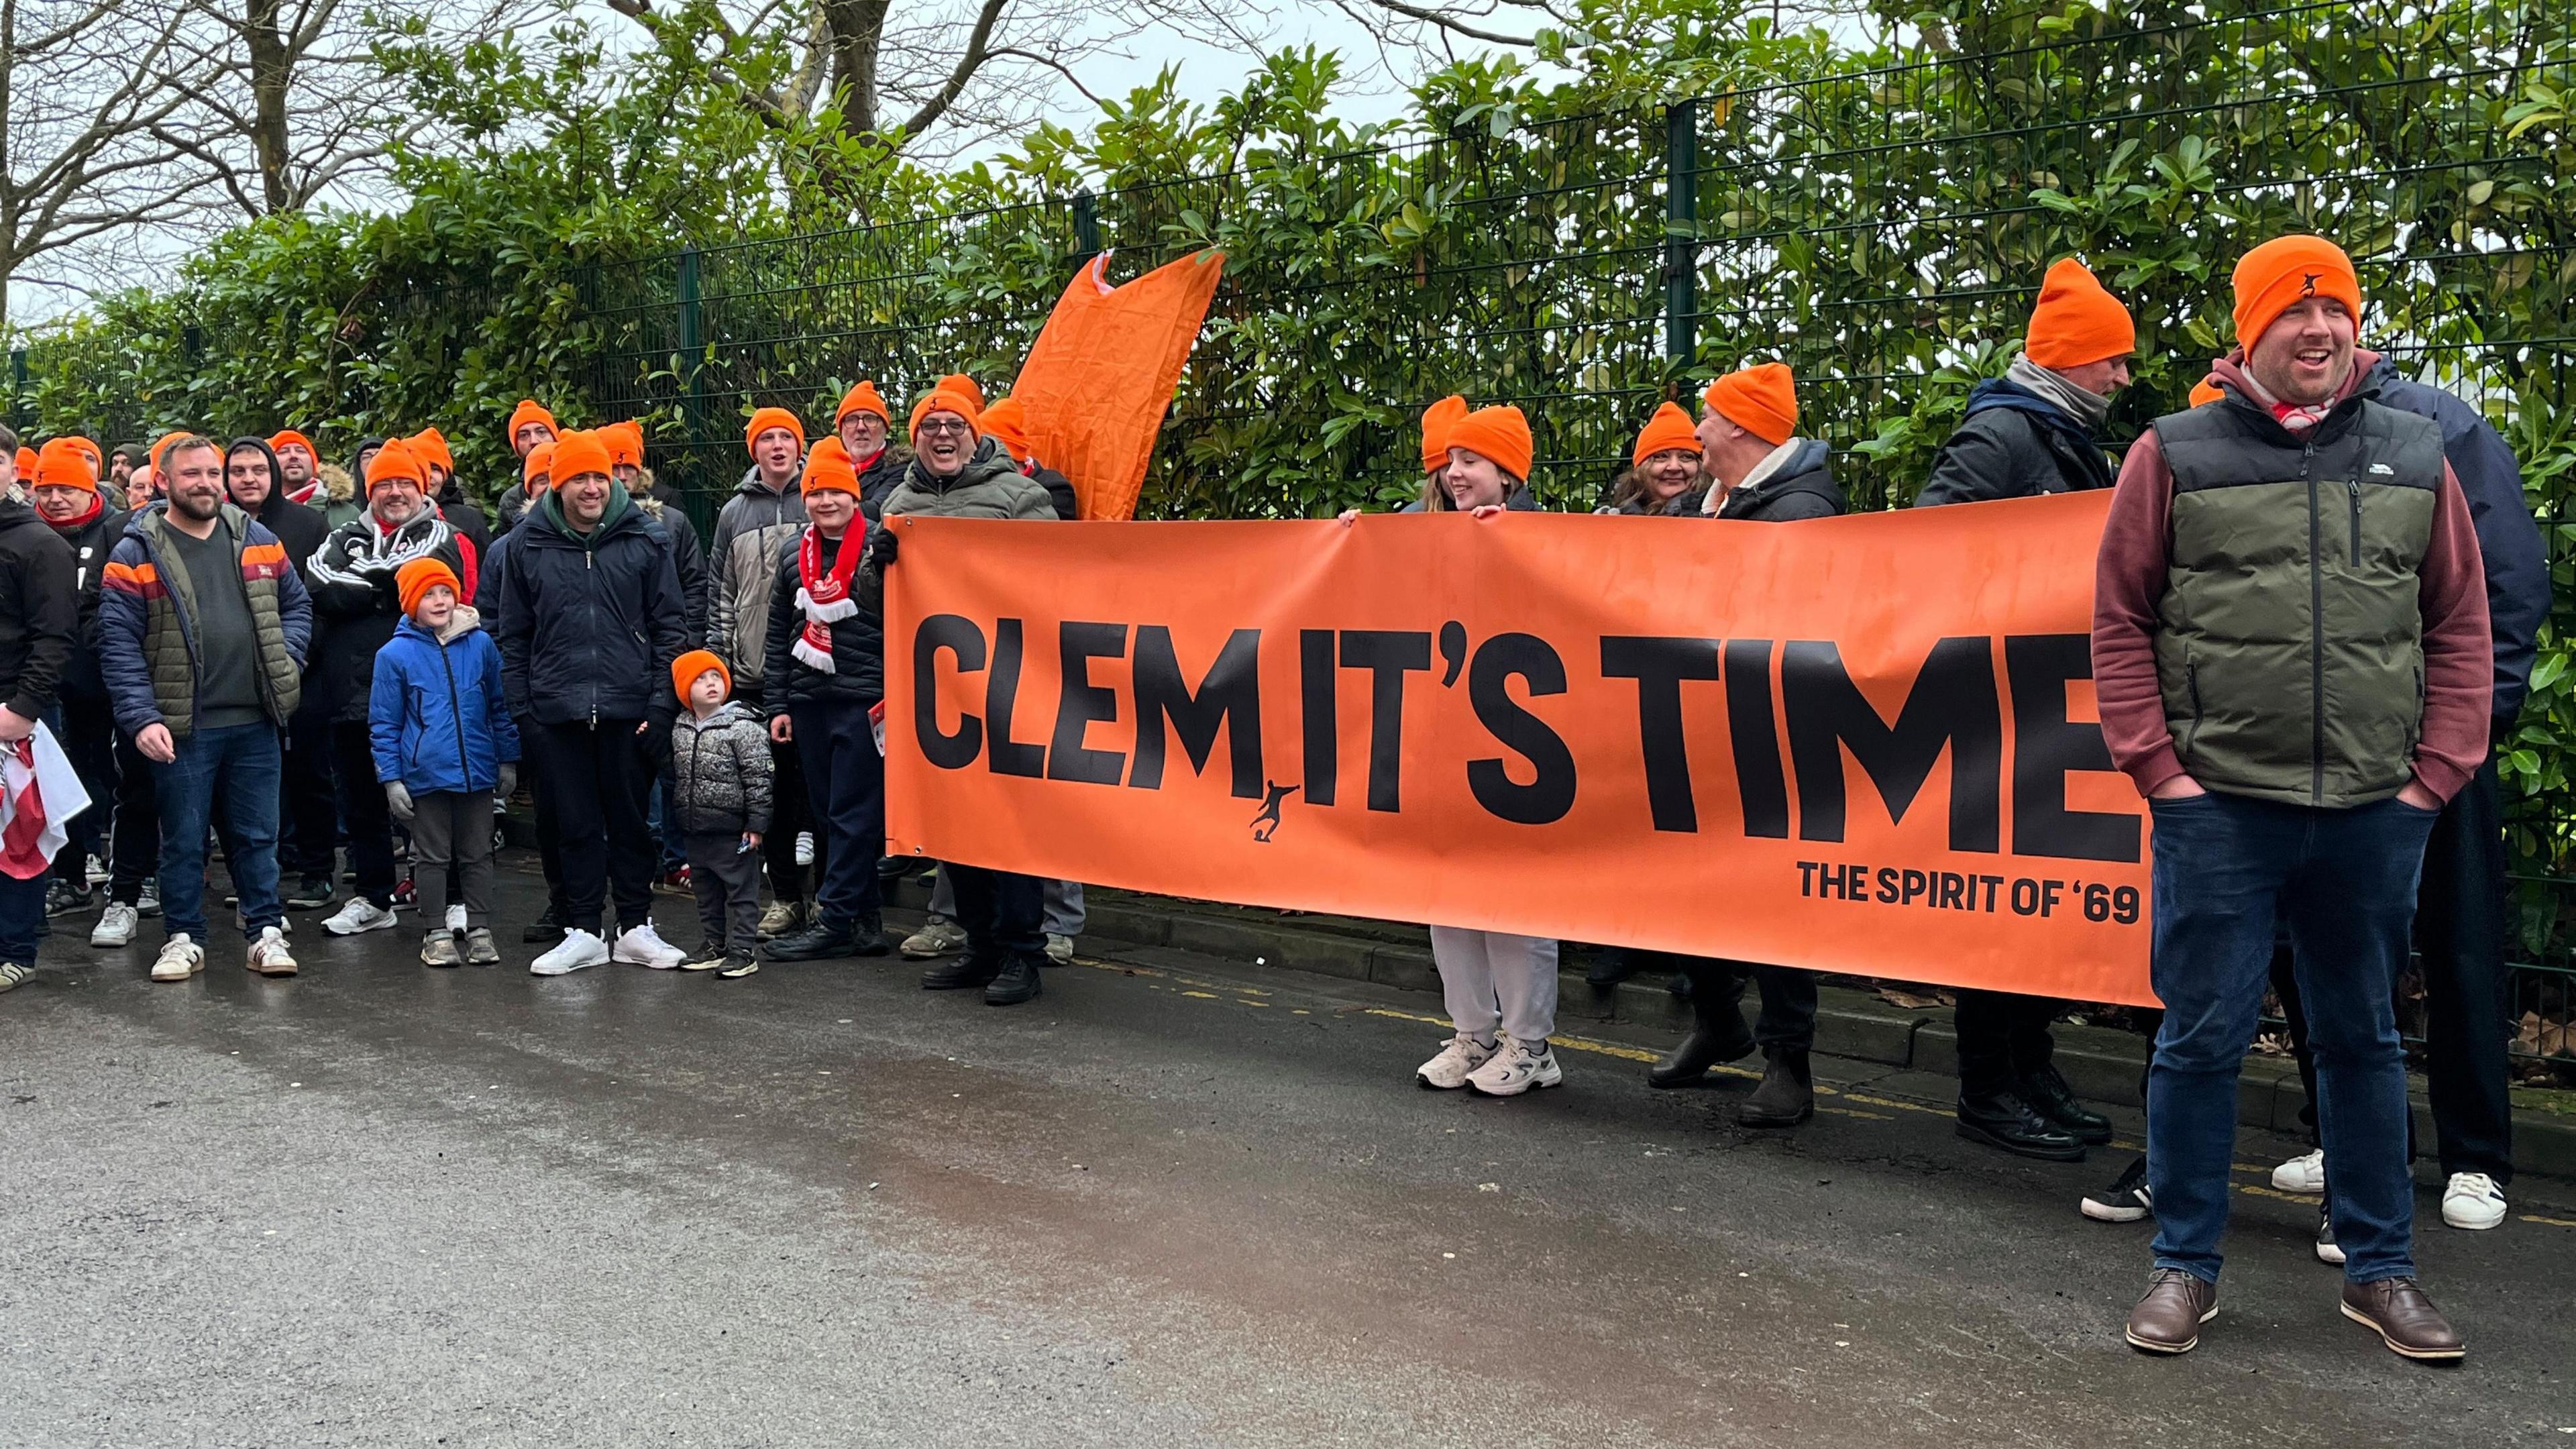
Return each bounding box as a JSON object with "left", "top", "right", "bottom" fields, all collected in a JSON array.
[
  {"left": 901, "top": 916, "right": 969, "bottom": 959},
  {"left": 2271, "top": 1148, "right": 2326, "bottom": 1194},
  {"left": 2441, "top": 1171, "right": 2507, "bottom": 1230},
  {"left": 1044, "top": 932, "right": 1076, "bottom": 965},
  {"left": 322, "top": 898, "right": 398, "bottom": 936},
  {"left": 611, "top": 922, "right": 685, "bottom": 969},
  {"left": 138, "top": 879, "right": 160, "bottom": 917},
  {"left": 1466, "top": 1037, "right": 1564, "bottom": 1097},
  {"left": 150, "top": 934, "right": 205, "bottom": 983},
  {"left": 794, "top": 831, "right": 815, "bottom": 867},
  {"left": 85, "top": 853, "right": 109, "bottom": 885},
  {"left": 0, "top": 960, "right": 31, "bottom": 992},
  {"left": 92, "top": 901, "right": 141, "bottom": 948},
  {"left": 445, "top": 902, "right": 468, "bottom": 932},
  {"left": 1415, "top": 1034, "right": 1498, "bottom": 1090},
  {"left": 531, "top": 928, "right": 610, "bottom": 975},
  {"left": 247, "top": 926, "right": 298, "bottom": 976}
]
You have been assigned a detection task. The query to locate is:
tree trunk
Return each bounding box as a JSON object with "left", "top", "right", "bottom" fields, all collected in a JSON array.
[
  {"left": 245, "top": 0, "right": 293, "bottom": 212},
  {"left": 824, "top": 0, "right": 889, "bottom": 133}
]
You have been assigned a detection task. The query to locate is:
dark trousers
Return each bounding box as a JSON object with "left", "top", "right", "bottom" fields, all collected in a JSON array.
[
  {"left": 329, "top": 720, "right": 397, "bottom": 908},
  {"left": 1677, "top": 959, "right": 1817, "bottom": 1051},
  {"left": 410, "top": 790, "right": 495, "bottom": 930},
  {"left": 0, "top": 867, "right": 46, "bottom": 963},
  {"left": 58, "top": 694, "right": 118, "bottom": 871},
  {"left": 525, "top": 718, "right": 655, "bottom": 933},
  {"left": 2276, "top": 753, "right": 2515, "bottom": 1185},
  {"left": 517, "top": 713, "right": 567, "bottom": 915},
  {"left": 685, "top": 830, "right": 763, "bottom": 953},
  {"left": 278, "top": 710, "right": 339, "bottom": 881},
  {"left": 156, "top": 722, "right": 285, "bottom": 942},
  {"left": 1954, "top": 989, "right": 2059, "bottom": 1098},
  {"left": 789, "top": 699, "right": 883, "bottom": 926},
  {"left": 765, "top": 731, "right": 813, "bottom": 905},
  {"left": 2144, "top": 790, "right": 2434, "bottom": 1285},
  {"left": 109, "top": 731, "right": 161, "bottom": 905},
  {"left": 947, "top": 861, "right": 1044, "bottom": 962}
]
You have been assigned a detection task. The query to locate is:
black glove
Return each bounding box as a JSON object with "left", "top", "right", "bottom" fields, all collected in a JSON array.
[{"left": 866, "top": 523, "right": 900, "bottom": 572}]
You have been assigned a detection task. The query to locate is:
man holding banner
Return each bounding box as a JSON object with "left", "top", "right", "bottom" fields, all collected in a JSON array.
[{"left": 2095, "top": 235, "right": 2489, "bottom": 1362}]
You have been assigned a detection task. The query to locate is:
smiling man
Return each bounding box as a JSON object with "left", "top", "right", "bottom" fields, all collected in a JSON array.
[{"left": 2092, "top": 235, "right": 2491, "bottom": 1363}]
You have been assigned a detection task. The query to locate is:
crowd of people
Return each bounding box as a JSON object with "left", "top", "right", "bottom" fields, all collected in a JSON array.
[{"left": 0, "top": 231, "right": 2544, "bottom": 1366}]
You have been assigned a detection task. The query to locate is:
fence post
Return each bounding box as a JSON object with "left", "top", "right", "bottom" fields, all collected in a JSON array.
[
  {"left": 1073, "top": 192, "right": 1102, "bottom": 258},
  {"left": 1664, "top": 101, "right": 1699, "bottom": 370},
  {"left": 676, "top": 247, "right": 705, "bottom": 492}
]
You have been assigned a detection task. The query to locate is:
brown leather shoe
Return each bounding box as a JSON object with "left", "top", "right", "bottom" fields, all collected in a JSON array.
[
  {"left": 2125, "top": 1267, "right": 2218, "bottom": 1354},
  {"left": 2340, "top": 1277, "right": 2465, "bottom": 1362}
]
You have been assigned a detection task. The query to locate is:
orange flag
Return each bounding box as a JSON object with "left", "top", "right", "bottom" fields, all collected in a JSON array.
[{"left": 1010, "top": 249, "right": 1226, "bottom": 521}]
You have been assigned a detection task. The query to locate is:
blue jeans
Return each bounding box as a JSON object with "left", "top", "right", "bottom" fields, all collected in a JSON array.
[
  {"left": 154, "top": 721, "right": 285, "bottom": 943},
  {"left": 0, "top": 867, "right": 46, "bottom": 963},
  {"left": 2145, "top": 789, "right": 2436, "bottom": 1285}
]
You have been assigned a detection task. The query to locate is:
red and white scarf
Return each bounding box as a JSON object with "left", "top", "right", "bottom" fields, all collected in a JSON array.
[{"left": 792, "top": 521, "right": 867, "bottom": 673}]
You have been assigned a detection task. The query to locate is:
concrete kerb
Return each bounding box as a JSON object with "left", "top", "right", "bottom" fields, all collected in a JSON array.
[{"left": 1072, "top": 888, "right": 2576, "bottom": 1182}]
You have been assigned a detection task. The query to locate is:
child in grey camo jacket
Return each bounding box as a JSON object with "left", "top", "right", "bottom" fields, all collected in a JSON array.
[{"left": 669, "top": 649, "right": 774, "bottom": 977}]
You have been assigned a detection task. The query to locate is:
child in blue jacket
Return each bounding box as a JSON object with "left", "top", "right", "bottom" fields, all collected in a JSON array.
[{"left": 371, "top": 558, "right": 518, "bottom": 967}]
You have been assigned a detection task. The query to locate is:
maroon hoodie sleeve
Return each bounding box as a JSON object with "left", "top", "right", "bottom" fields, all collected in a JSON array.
[
  {"left": 2089, "top": 431, "right": 2185, "bottom": 798},
  {"left": 2412, "top": 462, "right": 2492, "bottom": 802}
]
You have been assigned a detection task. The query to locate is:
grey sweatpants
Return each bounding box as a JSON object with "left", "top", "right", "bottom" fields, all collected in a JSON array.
[
  {"left": 411, "top": 790, "right": 495, "bottom": 930},
  {"left": 1430, "top": 926, "right": 1560, "bottom": 1044},
  {"left": 686, "top": 830, "right": 763, "bottom": 955},
  {"left": 930, "top": 868, "right": 1085, "bottom": 936}
]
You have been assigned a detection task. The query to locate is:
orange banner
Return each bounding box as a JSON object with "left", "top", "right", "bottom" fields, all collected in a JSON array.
[{"left": 884, "top": 491, "right": 2154, "bottom": 1006}]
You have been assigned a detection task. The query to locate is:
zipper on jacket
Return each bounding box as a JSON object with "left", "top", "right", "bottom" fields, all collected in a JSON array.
[
  {"left": 2304, "top": 439, "right": 2324, "bottom": 803},
  {"left": 435, "top": 636, "right": 474, "bottom": 786},
  {"left": 2185, "top": 658, "right": 2204, "bottom": 759},
  {"left": 2346, "top": 479, "right": 2362, "bottom": 563}
]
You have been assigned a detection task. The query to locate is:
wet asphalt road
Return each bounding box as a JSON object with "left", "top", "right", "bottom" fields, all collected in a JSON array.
[{"left": 3, "top": 863, "right": 2573, "bottom": 1447}]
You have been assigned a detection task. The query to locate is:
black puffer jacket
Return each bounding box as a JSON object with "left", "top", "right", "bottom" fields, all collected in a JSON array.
[
  {"left": 496, "top": 486, "right": 687, "bottom": 727},
  {"left": 249, "top": 488, "right": 330, "bottom": 576},
  {"left": 1914, "top": 385, "right": 2112, "bottom": 506},
  {"left": 671, "top": 700, "right": 775, "bottom": 834},
  {"left": 0, "top": 498, "right": 77, "bottom": 722},
  {"left": 1685, "top": 439, "right": 1845, "bottom": 521},
  {"left": 305, "top": 510, "right": 474, "bottom": 724},
  {"left": 635, "top": 494, "right": 707, "bottom": 649},
  {"left": 761, "top": 525, "right": 883, "bottom": 708},
  {"left": 42, "top": 503, "right": 121, "bottom": 704}
]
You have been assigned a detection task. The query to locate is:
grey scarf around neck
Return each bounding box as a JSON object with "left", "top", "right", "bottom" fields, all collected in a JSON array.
[{"left": 2008, "top": 354, "right": 2113, "bottom": 433}]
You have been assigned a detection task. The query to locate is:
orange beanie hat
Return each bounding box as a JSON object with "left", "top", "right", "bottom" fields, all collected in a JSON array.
[
  {"left": 1444, "top": 405, "right": 1534, "bottom": 483},
  {"left": 835, "top": 382, "right": 890, "bottom": 428},
  {"left": 909, "top": 382, "right": 981, "bottom": 440},
  {"left": 602, "top": 419, "right": 645, "bottom": 470},
  {"left": 1705, "top": 362, "right": 1798, "bottom": 446},
  {"left": 2025, "top": 258, "right": 2135, "bottom": 370},
  {"left": 549, "top": 429, "right": 614, "bottom": 486},
  {"left": 364, "top": 438, "right": 428, "bottom": 493},
  {"left": 508, "top": 400, "right": 557, "bottom": 445},
  {"left": 1419, "top": 395, "right": 1468, "bottom": 474},
  {"left": 802, "top": 443, "right": 861, "bottom": 497},
  {"left": 979, "top": 396, "right": 1030, "bottom": 461},
  {"left": 407, "top": 427, "right": 454, "bottom": 472},
  {"left": 2188, "top": 379, "right": 2226, "bottom": 408},
  {"left": 67, "top": 437, "right": 101, "bottom": 471},
  {"left": 672, "top": 648, "right": 731, "bottom": 701},
  {"left": 268, "top": 429, "right": 316, "bottom": 459},
  {"left": 2233, "top": 235, "right": 2363, "bottom": 348},
  {"left": 938, "top": 373, "right": 987, "bottom": 413},
  {"left": 521, "top": 439, "right": 556, "bottom": 488},
  {"left": 396, "top": 557, "right": 460, "bottom": 617},
  {"left": 13, "top": 447, "right": 33, "bottom": 478},
  {"left": 1630, "top": 402, "right": 1703, "bottom": 466},
  {"left": 744, "top": 406, "right": 805, "bottom": 455},
  {"left": 32, "top": 438, "right": 99, "bottom": 490}
]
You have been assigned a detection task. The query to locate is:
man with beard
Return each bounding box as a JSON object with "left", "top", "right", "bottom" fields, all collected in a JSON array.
[
  {"left": 98, "top": 434, "right": 312, "bottom": 983},
  {"left": 304, "top": 439, "right": 474, "bottom": 936}
]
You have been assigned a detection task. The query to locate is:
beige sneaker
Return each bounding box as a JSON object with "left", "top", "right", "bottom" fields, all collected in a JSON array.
[
  {"left": 901, "top": 915, "right": 968, "bottom": 959},
  {"left": 150, "top": 934, "right": 205, "bottom": 982},
  {"left": 421, "top": 930, "right": 462, "bottom": 967},
  {"left": 757, "top": 899, "right": 806, "bottom": 941},
  {"left": 248, "top": 926, "right": 298, "bottom": 977}
]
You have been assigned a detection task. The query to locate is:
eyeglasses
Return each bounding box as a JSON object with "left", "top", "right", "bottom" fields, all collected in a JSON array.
[{"left": 917, "top": 419, "right": 971, "bottom": 437}]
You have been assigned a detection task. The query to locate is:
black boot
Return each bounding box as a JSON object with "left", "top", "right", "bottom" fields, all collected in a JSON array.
[
  {"left": 922, "top": 951, "right": 1003, "bottom": 991},
  {"left": 2017, "top": 1063, "right": 2112, "bottom": 1144},
  {"left": 763, "top": 917, "right": 859, "bottom": 962},
  {"left": 1955, "top": 1089, "right": 2086, "bottom": 1161},
  {"left": 1647, "top": 986, "right": 1756, "bottom": 1087},
  {"left": 1585, "top": 947, "right": 1638, "bottom": 987},
  {"left": 1737, "top": 1048, "right": 1814, "bottom": 1127},
  {"left": 984, "top": 953, "right": 1043, "bottom": 1006},
  {"left": 522, "top": 900, "right": 567, "bottom": 945},
  {"left": 852, "top": 912, "right": 893, "bottom": 957}
]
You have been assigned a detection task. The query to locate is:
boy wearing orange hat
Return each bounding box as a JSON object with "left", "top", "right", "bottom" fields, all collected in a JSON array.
[
  {"left": 667, "top": 649, "right": 773, "bottom": 977},
  {"left": 2096, "top": 233, "right": 2489, "bottom": 1363},
  {"left": 1692, "top": 362, "right": 1843, "bottom": 520},
  {"left": 1911, "top": 258, "right": 2137, "bottom": 1166},
  {"left": 370, "top": 557, "right": 517, "bottom": 966}
]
